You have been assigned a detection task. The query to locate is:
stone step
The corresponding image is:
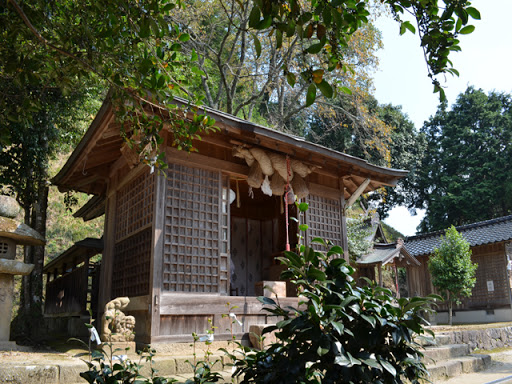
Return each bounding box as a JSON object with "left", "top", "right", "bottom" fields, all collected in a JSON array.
[
  {"left": 417, "top": 334, "right": 452, "bottom": 347},
  {"left": 423, "top": 343, "right": 471, "bottom": 363},
  {"left": 426, "top": 354, "right": 491, "bottom": 382}
]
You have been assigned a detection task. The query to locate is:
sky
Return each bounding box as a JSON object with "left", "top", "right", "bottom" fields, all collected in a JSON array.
[{"left": 374, "top": 0, "right": 512, "bottom": 236}]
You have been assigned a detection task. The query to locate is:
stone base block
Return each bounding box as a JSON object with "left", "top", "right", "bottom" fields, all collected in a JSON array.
[
  {"left": 0, "top": 341, "right": 30, "bottom": 351},
  {"left": 249, "top": 324, "right": 277, "bottom": 350},
  {"left": 255, "top": 281, "right": 287, "bottom": 298},
  {"left": 99, "top": 341, "right": 136, "bottom": 353}
]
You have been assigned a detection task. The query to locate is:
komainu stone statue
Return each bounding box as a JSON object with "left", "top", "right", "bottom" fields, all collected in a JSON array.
[{"left": 101, "top": 297, "right": 136, "bottom": 342}]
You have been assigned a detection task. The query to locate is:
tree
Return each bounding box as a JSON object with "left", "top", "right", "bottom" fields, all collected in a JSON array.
[
  {"left": 414, "top": 87, "right": 512, "bottom": 232},
  {"left": 306, "top": 95, "right": 426, "bottom": 217},
  {"left": 0, "top": 83, "right": 102, "bottom": 342},
  {"left": 173, "top": 0, "right": 383, "bottom": 129},
  {"left": 428, "top": 226, "right": 477, "bottom": 325},
  {"left": 2, "top": 0, "right": 480, "bottom": 155}
]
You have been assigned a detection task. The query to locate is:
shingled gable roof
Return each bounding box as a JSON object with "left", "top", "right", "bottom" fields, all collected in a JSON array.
[
  {"left": 405, "top": 215, "right": 512, "bottom": 257},
  {"left": 358, "top": 242, "right": 420, "bottom": 267},
  {"left": 52, "top": 94, "right": 408, "bottom": 197}
]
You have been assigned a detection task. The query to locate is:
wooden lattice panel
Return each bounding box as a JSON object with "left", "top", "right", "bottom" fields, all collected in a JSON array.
[
  {"left": 162, "top": 163, "right": 228, "bottom": 293},
  {"left": 112, "top": 228, "right": 152, "bottom": 297},
  {"left": 306, "top": 194, "right": 343, "bottom": 250},
  {"left": 115, "top": 170, "right": 155, "bottom": 242}
]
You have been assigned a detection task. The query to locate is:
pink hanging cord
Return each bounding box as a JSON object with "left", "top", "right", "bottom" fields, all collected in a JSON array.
[{"left": 285, "top": 156, "right": 291, "bottom": 251}]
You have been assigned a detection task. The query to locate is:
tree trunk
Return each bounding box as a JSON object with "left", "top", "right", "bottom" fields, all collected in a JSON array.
[
  {"left": 16, "top": 182, "right": 48, "bottom": 343},
  {"left": 448, "top": 292, "right": 453, "bottom": 326}
]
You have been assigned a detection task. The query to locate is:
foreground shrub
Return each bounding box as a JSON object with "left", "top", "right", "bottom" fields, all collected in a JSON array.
[{"left": 230, "top": 236, "right": 438, "bottom": 383}]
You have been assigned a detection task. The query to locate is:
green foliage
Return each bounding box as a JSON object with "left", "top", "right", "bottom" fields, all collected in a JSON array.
[
  {"left": 2, "top": 0, "right": 479, "bottom": 162},
  {"left": 381, "top": 222, "right": 405, "bottom": 243},
  {"left": 45, "top": 185, "right": 103, "bottom": 261},
  {"left": 414, "top": 87, "right": 512, "bottom": 232},
  {"left": 231, "top": 241, "right": 438, "bottom": 383},
  {"left": 306, "top": 96, "right": 426, "bottom": 217},
  {"left": 346, "top": 208, "right": 374, "bottom": 261},
  {"left": 79, "top": 343, "right": 174, "bottom": 384},
  {"left": 428, "top": 226, "right": 477, "bottom": 325}
]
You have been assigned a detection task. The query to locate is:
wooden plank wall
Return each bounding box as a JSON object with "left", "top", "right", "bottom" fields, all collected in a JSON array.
[
  {"left": 408, "top": 243, "right": 511, "bottom": 311},
  {"left": 45, "top": 265, "right": 88, "bottom": 316},
  {"left": 155, "top": 294, "right": 298, "bottom": 343}
]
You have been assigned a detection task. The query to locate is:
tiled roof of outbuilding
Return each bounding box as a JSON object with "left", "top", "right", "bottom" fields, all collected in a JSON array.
[{"left": 405, "top": 215, "right": 512, "bottom": 257}]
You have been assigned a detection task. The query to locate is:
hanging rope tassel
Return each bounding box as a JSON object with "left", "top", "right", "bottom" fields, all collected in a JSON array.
[{"left": 284, "top": 156, "right": 291, "bottom": 252}]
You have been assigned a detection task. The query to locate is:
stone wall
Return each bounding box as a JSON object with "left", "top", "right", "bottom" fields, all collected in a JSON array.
[{"left": 439, "top": 326, "right": 512, "bottom": 351}]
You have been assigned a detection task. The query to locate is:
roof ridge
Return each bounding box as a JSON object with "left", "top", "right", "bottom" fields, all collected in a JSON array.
[{"left": 406, "top": 214, "right": 512, "bottom": 242}]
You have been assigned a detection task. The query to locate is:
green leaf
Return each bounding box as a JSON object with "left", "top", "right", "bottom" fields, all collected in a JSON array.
[
  {"left": 379, "top": 359, "right": 397, "bottom": 376},
  {"left": 317, "top": 80, "right": 333, "bottom": 98},
  {"left": 179, "top": 33, "right": 190, "bottom": 42},
  {"left": 327, "top": 245, "right": 343, "bottom": 257},
  {"left": 253, "top": 34, "right": 262, "bottom": 58},
  {"left": 307, "top": 268, "right": 326, "bottom": 281},
  {"left": 317, "top": 345, "right": 329, "bottom": 356},
  {"left": 276, "top": 30, "right": 283, "bottom": 49},
  {"left": 283, "top": 251, "right": 303, "bottom": 267},
  {"left": 258, "top": 296, "right": 277, "bottom": 306},
  {"left": 311, "top": 237, "right": 326, "bottom": 245},
  {"left": 286, "top": 72, "right": 296, "bottom": 87},
  {"left": 363, "top": 358, "right": 382, "bottom": 370},
  {"left": 307, "top": 41, "right": 324, "bottom": 54},
  {"left": 340, "top": 86, "right": 352, "bottom": 95},
  {"left": 306, "top": 83, "right": 316, "bottom": 106},
  {"left": 466, "top": 7, "right": 481, "bottom": 20},
  {"left": 335, "top": 353, "right": 351, "bottom": 366},
  {"left": 361, "top": 314, "right": 376, "bottom": 328},
  {"left": 298, "top": 202, "right": 309, "bottom": 212},
  {"left": 401, "top": 21, "right": 416, "bottom": 34},
  {"left": 249, "top": 5, "right": 261, "bottom": 28},
  {"left": 299, "top": 224, "right": 309, "bottom": 231},
  {"left": 459, "top": 25, "right": 475, "bottom": 34},
  {"left": 331, "top": 321, "right": 344, "bottom": 335}
]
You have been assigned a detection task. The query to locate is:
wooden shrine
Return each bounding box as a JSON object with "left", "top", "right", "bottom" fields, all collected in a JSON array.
[{"left": 52, "top": 95, "right": 407, "bottom": 344}]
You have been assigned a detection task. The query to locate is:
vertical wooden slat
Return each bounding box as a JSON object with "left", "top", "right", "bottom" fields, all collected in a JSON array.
[
  {"left": 339, "top": 184, "right": 349, "bottom": 261},
  {"left": 150, "top": 172, "right": 166, "bottom": 338}
]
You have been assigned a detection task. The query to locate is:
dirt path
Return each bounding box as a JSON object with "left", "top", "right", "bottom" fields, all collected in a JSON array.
[{"left": 441, "top": 350, "right": 512, "bottom": 384}]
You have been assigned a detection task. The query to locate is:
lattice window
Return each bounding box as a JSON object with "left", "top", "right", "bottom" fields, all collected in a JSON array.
[
  {"left": 115, "top": 170, "right": 155, "bottom": 242},
  {"left": 112, "top": 228, "right": 152, "bottom": 297},
  {"left": 306, "top": 194, "right": 342, "bottom": 250},
  {"left": 0, "top": 242, "right": 8, "bottom": 255},
  {"left": 162, "top": 164, "right": 228, "bottom": 293}
]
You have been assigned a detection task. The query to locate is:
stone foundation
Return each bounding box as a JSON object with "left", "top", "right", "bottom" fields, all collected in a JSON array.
[{"left": 438, "top": 326, "right": 512, "bottom": 351}]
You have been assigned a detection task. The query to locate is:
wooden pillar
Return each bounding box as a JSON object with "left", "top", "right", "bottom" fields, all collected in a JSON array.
[
  {"left": 149, "top": 171, "right": 166, "bottom": 341},
  {"left": 339, "top": 178, "right": 349, "bottom": 261},
  {"left": 378, "top": 264, "right": 383, "bottom": 287},
  {"left": 97, "top": 184, "right": 117, "bottom": 318}
]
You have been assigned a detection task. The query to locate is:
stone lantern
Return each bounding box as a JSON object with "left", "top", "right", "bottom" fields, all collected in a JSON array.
[{"left": 0, "top": 196, "right": 45, "bottom": 350}]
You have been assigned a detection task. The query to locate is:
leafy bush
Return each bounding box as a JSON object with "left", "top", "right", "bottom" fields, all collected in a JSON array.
[
  {"left": 230, "top": 210, "right": 438, "bottom": 383},
  {"left": 79, "top": 344, "right": 172, "bottom": 384}
]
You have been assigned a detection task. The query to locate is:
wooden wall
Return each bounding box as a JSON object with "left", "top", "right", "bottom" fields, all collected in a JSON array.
[{"left": 408, "top": 243, "right": 512, "bottom": 311}]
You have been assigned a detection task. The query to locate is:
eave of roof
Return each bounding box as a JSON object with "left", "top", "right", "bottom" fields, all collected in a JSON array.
[
  {"left": 405, "top": 215, "right": 512, "bottom": 257},
  {"left": 52, "top": 94, "right": 408, "bottom": 193},
  {"left": 43, "top": 237, "right": 103, "bottom": 272}
]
